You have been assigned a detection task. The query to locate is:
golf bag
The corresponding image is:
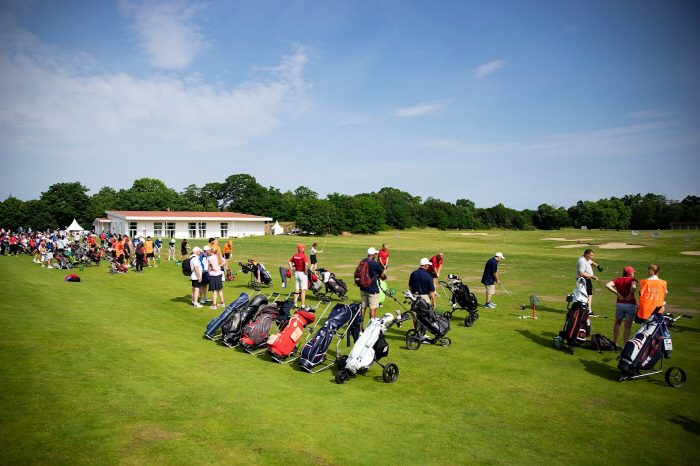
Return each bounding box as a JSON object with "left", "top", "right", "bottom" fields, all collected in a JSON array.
[
  {"left": 204, "top": 292, "right": 250, "bottom": 340},
  {"left": 307, "top": 270, "right": 324, "bottom": 294},
  {"left": 240, "top": 303, "right": 283, "bottom": 349},
  {"left": 320, "top": 269, "right": 347, "bottom": 299},
  {"left": 343, "top": 313, "right": 394, "bottom": 374},
  {"left": 220, "top": 294, "right": 269, "bottom": 347},
  {"left": 110, "top": 260, "right": 128, "bottom": 274},
  {"left": 241, "top": 260, "right": 272, "bottom": 286},
  {"left": 559, "top": 302, "right": 591, "bottom": 350},
  {"left": 412, "top": 296, "right": 450, "bottom": 339},
  {"left": 54, "top": 253, "right": 72, "bottom": 270},
  {"left": 450, "top": 279, "right": 478, "bottom": 311},
  {"left": 618, "top": 307, "right": 669, "bottom": 377},
  {"left": 298, "top": 303, "right": 360, "bottom": 372},
  {"left": 267, "top": 310, "right": 315, "bottom": 360}
]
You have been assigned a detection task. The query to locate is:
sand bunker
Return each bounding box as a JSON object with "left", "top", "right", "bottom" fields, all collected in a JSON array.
[
  {"left": 681, "top": 251, "right": 700, "bottom": 256},
  {"left": 555, "top": 242, "right": 644, "bottom": 249},
  {"left": 459, "top": 233, "right": 501, "bottom": 236},
  {"left": 556, "top": 243, "right": 592, "bottom": 248},
  {"left": 543, "top": 237, "right": 593, "bottom": 241},
  {"left": 666, "top": 305, "right": 700, "bottom": 315}
]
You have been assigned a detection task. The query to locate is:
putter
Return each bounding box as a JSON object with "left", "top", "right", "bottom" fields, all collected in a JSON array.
[{"left": 500, "top": 283, "right": 527, "bottom": 310}]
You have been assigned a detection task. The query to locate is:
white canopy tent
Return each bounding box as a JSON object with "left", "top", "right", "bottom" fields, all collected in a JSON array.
[
  {"left": 66, "top": 218, "right": 84, "bottom": 233},
  {"left": 271, "top": 220, "right": 284, "bottom": 235}
]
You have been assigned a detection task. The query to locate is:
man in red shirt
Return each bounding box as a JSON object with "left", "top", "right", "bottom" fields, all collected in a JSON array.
[
  {"left": 289, "top": 243, "right": 309, "bottom": 308},
  {"left": 428, "top": 253, "right": 444, "bottom": 296},
  {"left": 605, "top": 266, "right": 638, "bottom": 346}
]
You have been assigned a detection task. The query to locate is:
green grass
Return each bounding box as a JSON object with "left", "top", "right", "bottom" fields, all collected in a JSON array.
[{"left": 1, "top": 228, "right": 699, "bottom": 465}]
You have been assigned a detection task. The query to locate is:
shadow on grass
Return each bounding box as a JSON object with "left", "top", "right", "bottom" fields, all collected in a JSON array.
[
  {"left": 531, "top": 304, "right": 566, "bottom": 315},
  {"left": 669, "top": 415, "right": 700, "bottom": 435},
  {"left": 668, "top": 324, "right": 700, "bottom": 335},
  {"left": 171, "top": 295, "right": 194, "bottom": 304},
  {"left": 516, "top": 329, "right": 559, "bottom": 349},
  {"left": 578, "top": 357, "right": 618, "bottom": 380}
]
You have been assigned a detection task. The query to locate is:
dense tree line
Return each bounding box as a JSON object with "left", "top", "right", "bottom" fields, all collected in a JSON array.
[{"left": 0, "top": 175, "right": 697, "bottom": 234}]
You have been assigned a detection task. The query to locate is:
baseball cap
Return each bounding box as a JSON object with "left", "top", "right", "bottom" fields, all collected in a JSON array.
[
  {"left": 192, "top": 246, "right": 201, "bottom": 253},
  {"left": 623, "top": 266, "right": 635, "bottom": 275},
  {"left": 420, "top": 258, "right": 432, "bottom": 266},
  {"left": 203, "top": 245, "right": 211, "bottom": 251},
  {"left": 495, "top": 252, "right": 505, "bottom": 259},
  {"left": 297, "top": 243, "right": 305, "bottom": 250},
  {"left": 367, "top": 247, "right": 379, "bottom": 255}
]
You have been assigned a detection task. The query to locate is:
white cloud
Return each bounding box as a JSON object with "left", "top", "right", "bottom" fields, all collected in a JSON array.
[
  {"left": 473, "top": 60, "right": 505, "bottom": 79},
  {"left": 392, "top": 99, "right": 450, "bottom": 117},
  {"left": 119, "top": 0, "right": 209, "bottom": 70}
]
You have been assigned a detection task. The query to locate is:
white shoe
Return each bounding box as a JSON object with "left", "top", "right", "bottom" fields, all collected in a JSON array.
[
  {"left": 41, "top": 265, "right": 46, "bottom": 267},
  {"left": 192, "top": 302, "right": 203, "bottom": 308},
  {"left": 434, "top": 293, "right": 440, "bottom": 297},
  {"left": 205, "top": 298, "right": 212, "bottom": 302},
  {"left": 154, "top": 265, "right": 158, "bottom": 267},
  {"left": 208, "top": 305, "right": 217, "bottom": 310},
  {"left": 47, "top": 266, "right": 53, "bottom": 268},
  {"left": 199, "top": 299, "right": 206, "bottom": 304}
]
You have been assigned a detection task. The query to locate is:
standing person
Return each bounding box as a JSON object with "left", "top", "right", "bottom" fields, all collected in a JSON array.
[
  {"left": 222, "top": 240, "right": 232, "bottom": 269},
  {"left": 208, "top": 247, "right": 225, "bottom": 309},
  {"left": 289, "top": 244, "right": 310, "bottom": 309},
  {"left": 605, "top": 266, "right": 638, "bottom": 347},
  {"left": 180, "top": 239, "right": 190, "bottom": 260},
  {"left": 168, "top": 238, "right": 176, "bottom": 261},
  {"left": 636, "top": 263, "right": 668, "bottom": 322},
  {"left": 144, "top": 236, "right": 156, "bottom": 267},
  {"left": 199, "top": 246, "right": 212, "bottom": 305},
  {"left": 154, "top": 237, "right": 162, "bottom": 259},
  {"left": 428, "top": 253, "right": 444, "bottom": 295},
  {"left": 409, "top": 258, "right": 437, "bottom": 339},
  {"left": 44, "top": 239, "right": 54, "bottom": 268},
  {"left": 358, "top": 247, "right": 387, "bottom": 329},
  {"left": 123, "top": 237, "right": 131, "bottom": 267},
  {"left": 576, "top": 249, "right": 601, "bottom": 314},
  {"left": 189, "top": 247, "right": 203, "bottom": 307},
  {"left": 114, "top": 238, "right": 124, "bottom": 266},
  {"left": 481, "top": 252, "right": 505, "bottom": 309},
  {"left": 378, "top": 243, "right": 389, "bottom": 270},
  {"left": 134, "top": 240, "right": 145, "bottom": 273},
  {"left": 309, "top": 242, "right": 323, "bottom": 272}
]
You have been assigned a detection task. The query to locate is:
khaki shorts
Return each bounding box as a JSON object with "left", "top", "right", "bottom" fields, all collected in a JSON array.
[
  {"left": 484, "top": 284, "right": 496, "bottom": 295},
  {"left": 361, "top": 291, "right": 380, "bottom": 310},
  {"left": 417, "top": 294, "right": 432, "bottom": 306}
]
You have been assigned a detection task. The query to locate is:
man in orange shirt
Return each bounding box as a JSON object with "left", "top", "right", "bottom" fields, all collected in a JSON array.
[
  {"left": 637, "top": 263, "right": 668, "bottom": 322},
  {"left": 114, "top": 239, "right": 124, "bottom": 265},
  {"left": 144, "top": 236, "right": 156, "bottom": 267}
]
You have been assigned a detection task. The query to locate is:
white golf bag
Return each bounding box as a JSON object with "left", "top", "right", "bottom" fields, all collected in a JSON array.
[{"left": 344, "top": 313, "right": 394, "bottom": 374}]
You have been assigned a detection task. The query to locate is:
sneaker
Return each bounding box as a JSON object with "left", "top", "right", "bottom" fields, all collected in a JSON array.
[
  {"left": 205, "top": 298, "right": 212, "bottom": 302},
  {"left": 154, "top": 265, "right": 158, "bottom": 267},
  {"left": 218, "top": 302, "right": 225, "bottom": 307},
  {"left": 208, "top": 305, "right": 217, "bottom": 310},
  {"left": 41, "top": 265, "right": 46, "bottom": 268},
  {"left": 47, "top": 266, "right": 53, "bottom": 269},
  {"left": 589, "top": 312, "right": 600, "bottom": 317},
  {"left": 485, "top": 302, "right": 493, "bottom": 308},
  {"left": 434, "top": 293, "right": 440, "bottom": 297},
  {"left": 199, "top": 299, "right": 206, "bottom": 304},
  {"left": 192, "top": 302, "right": 203, "bottom": 308}
]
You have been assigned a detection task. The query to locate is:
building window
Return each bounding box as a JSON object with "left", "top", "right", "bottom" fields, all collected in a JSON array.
[
  {"left": 153, "top": 222, "right": 163, "bottom": 237},
  {"left": 198, "top": 222, "right": 206, "bottom": 238},
  {"left": 165, "top": 222, "right": 175, "bottom": 238},
  {"left": 220, "top": 222, "right": 228, "bottom": 238},
  {"left": 129, "top": 222, "right": 138, "bottom": 238},
  {"left": 188, "top": 222, "right": 197, "bottom": 238}
]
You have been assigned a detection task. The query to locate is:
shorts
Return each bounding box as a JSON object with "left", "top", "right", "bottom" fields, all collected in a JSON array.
[
  {"left": 224, "top": 252, "right": 230, "bottom": 259},
  {"left": 615, "top": 303, "right": 637, "bottom": 320},
  {"left": 585, "top": 279, "right": 593, "bottom": 296},
  {"left": 208, "top": 274, "right": 223, "bottom": 291},
  {"left": 310, "top": 255, "right": 317, "bottom": 265},
  {"left": 192, "top": 279, "right": 201, "bottom": 288},
  {"left": 147, "top": 252, "right": 154, "bottom": 259},
  {"left": 294, "top": 271, "right": 308, "bottom": 290},
  {"left": 484, "top": 284, "right": 496, "bottom": 295},
  {"left": 200, "top": 272, "right": 210, "bottom": 287},
  {"left": 361, "top": 291, "right": 380, "bottom": 310},
  {"left": 181, "top": 249, "right": 187, "bottom": 255},
  {"left": 117, "top": 255, "right": 124, "bottom": 264},
  {"left": 169, "top": 246, "right": 175, "bottom": 253},
  {"left": 417, "top": 294, "right": 432, "bottom": 306},
  {"left": 45, "top": 252, "right": 53, "bottom": 260}
]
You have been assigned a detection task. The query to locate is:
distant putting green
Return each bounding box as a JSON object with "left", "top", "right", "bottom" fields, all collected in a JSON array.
[{"left": 1, "top": 228, "right": 698, "bottom": 465}]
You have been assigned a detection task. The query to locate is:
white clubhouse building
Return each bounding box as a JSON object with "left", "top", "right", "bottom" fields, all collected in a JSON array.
[{"left": 94, "top": 211, "right": 273, "bottom": 239}]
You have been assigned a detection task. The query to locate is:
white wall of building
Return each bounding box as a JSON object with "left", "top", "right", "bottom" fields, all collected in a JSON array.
[{"left": 103, "top": 214, "right": 268, "bottom": 239}]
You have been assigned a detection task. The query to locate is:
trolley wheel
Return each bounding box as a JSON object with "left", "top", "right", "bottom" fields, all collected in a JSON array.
[
  {"left": 568, "top": 345, "right": 575, "bottom": 355},
  {"left": 406, "top": 329, "right": 418, "bottom": 339},
  {"left": 336, "top": 355, "right": 348, "bottom": 369},
  {"left": 341, "top": 295, "right": 348, "bottom": 302},
  {"left": 110, "top": 267, "right": 116, "bottom": 275},
  {"left": 268, "top": 283, "right": 273, "bottom": 288},
  {"left": 464, "top": 315, "right": 474, "bottom": 327},
  {"left": 357, "top": 367, "right": 368, "bottom": 375},
  {"left": 335, "top": 370, "right": 348, "bottom": 384},
  {"left": 665, "top": 367, "right": 686, "bottom": 388},
  {"left": 84, "top": 261, "right": 92, "bottom": 268},
  {"left": 440, "top": 337, "right": 451, "bottom": 347},
  {"left": 443, "top": 311, "right": 452, "bottom": 321},
  {"left": 322, "top": 296, "right": 332, "bottom": 304},
  {"left": 473, "top": 312, "right": 480, "bottom": 321},
  {"left": 617, "top": 373, "right": 628, "bottom": 383},
  {"left": 406, "top": 337, "right": 421, "bottom": 351},
  {"left": 382, "top": 363, "right": 399, "bottom": 383}
]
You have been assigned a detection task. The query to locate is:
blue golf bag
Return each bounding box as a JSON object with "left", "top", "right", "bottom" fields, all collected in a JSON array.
[{"left": 204, "top": 292, "right": 250, "bottom": 340}]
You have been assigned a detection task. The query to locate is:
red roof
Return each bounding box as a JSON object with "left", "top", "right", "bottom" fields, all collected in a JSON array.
[{"left": 106, "top": 211, "right": 271, "bottom": 220}]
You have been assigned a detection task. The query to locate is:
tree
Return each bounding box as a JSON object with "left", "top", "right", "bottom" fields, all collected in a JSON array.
[
  {"left": 40, "top": 182, "right": 91, "bottom": 229},
  {"left": 294, "top": 198, "right": 331, "bottom": 235},
  {"left": 23, "top": 200, "right": 57, "bottom": 231},
  {"left": 221, "top": 174, "right": 268, "bottom": 214},
  {"left": 0, "top": 196, "right": 27, "bottom": 231},
  {"left": 377, "top": 187, "right": 418, "bottom": 229}
]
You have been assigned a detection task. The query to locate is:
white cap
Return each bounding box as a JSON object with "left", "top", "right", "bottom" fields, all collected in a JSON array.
[
  {"left": 495, "top": 252, "right": 505, "bottom": 259},
  {"left": 192, "top": 246, "right": 201, "bottom": 253},
  {"left": 367, "top": 247, "right": 379, "bottom": 255},
  {"left": 420, "top": 258, "right": 432, "bottom": 266},
  {"left": 203, "top": 245, "right": 211, "bottom": 251}
]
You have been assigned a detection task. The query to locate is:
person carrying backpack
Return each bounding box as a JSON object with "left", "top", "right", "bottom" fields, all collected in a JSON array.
[
  {"left": 188, "top": 247, "right": 203, "bottom": 307},
  {"left": 356, "top": 247, "right": 387, "bottom": 331}
]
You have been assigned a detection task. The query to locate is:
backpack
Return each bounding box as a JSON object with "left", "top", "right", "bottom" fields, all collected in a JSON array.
[
  {"left": 354, "top": 259, "right": 372, "bottom": 288},
  {"left": 182, "top": 256, "right": 193, "bottom": 276},
  {"left": 591, "top": 333, "right": 617, "bottom": 353},
  {"left": 226, "top": 268, "right": 233, "bottom": 282}
]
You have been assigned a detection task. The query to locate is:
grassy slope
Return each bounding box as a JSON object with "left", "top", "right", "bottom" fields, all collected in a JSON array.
[{"left": 0, "top": 229, "right": 698, "bottom": 465}]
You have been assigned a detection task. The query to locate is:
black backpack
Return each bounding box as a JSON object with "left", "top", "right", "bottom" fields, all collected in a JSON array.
[
  {"left": 591, "top": 333, "right": 617, "bottom": 353},
  {"left": 182, "top": 256, "right": 193, "bottom": 276}
]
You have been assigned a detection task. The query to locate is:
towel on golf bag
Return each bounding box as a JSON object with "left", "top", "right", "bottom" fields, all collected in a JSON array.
[
  {"left": 299, "top": 304, "right": 355, "bottom": 372},
  {"left": 204, "top": 292, "right": 250, "bottom": 339},
  {"left": 344, "top": 313, "right": 394, "bottom": 374},
  {"left": 267, "top": 310, "right": 315, "bottom": 357},
  {"left": 618, "top": 307, "right": 669, "bottom": 376},
  {"left": 220, "top": 294, "right": 268, "bottom": 346},
  {"left": 412, "top": 297, "right": 450, "bottom": 338},
  {"left": 241, "top": 304, "right": 280, "bottom": 348},
  {"left": 559, "top": 301, "right": 590, "bottom": 347}
]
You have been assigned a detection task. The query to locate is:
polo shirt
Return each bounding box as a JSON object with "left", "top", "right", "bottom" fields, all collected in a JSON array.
[
  {"left": 481, "top": 257, "right": 498, "bottom": 285},
  {"left": 408, "top": 267, "right": 435, "bottom": 295}
]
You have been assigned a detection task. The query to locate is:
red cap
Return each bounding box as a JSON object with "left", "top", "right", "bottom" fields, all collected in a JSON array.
[
  {"left": 623, "top": 266, "right": 635, "bottom": 275},
  {"left": 297, "top": 243, "right": 305, "bottom": 250}
]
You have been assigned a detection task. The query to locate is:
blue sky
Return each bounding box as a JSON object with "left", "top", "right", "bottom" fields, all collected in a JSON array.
[{"left": 1, "top": 0, "right": 698, "bottom": 210}]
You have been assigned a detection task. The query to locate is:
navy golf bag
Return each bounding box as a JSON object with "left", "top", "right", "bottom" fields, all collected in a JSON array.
[
  {"left": 204, "top": 292, "right": 249, "bottom": 340},
  {"left": 413, "top": 297, "right": 450, "bottom": 339},
  {"left": 559, "top": 301, "right": 591, "bottom": 353},
  {"left": 618, "top": 307, "right": 669, "bottom": 377},
  {"left": 298, "top": 303, "right": 358, "bottom": 372},
  {"left": 220, "top": 294, "right": 268, "bottom": 347}
]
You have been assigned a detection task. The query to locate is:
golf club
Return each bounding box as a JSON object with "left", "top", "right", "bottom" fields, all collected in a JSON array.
[
  {"left": 592, "top": 284, "right": 608, "bottom": 318},
  {"left": 500, "top": 283, "right": 527, "bottom": 310}
]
